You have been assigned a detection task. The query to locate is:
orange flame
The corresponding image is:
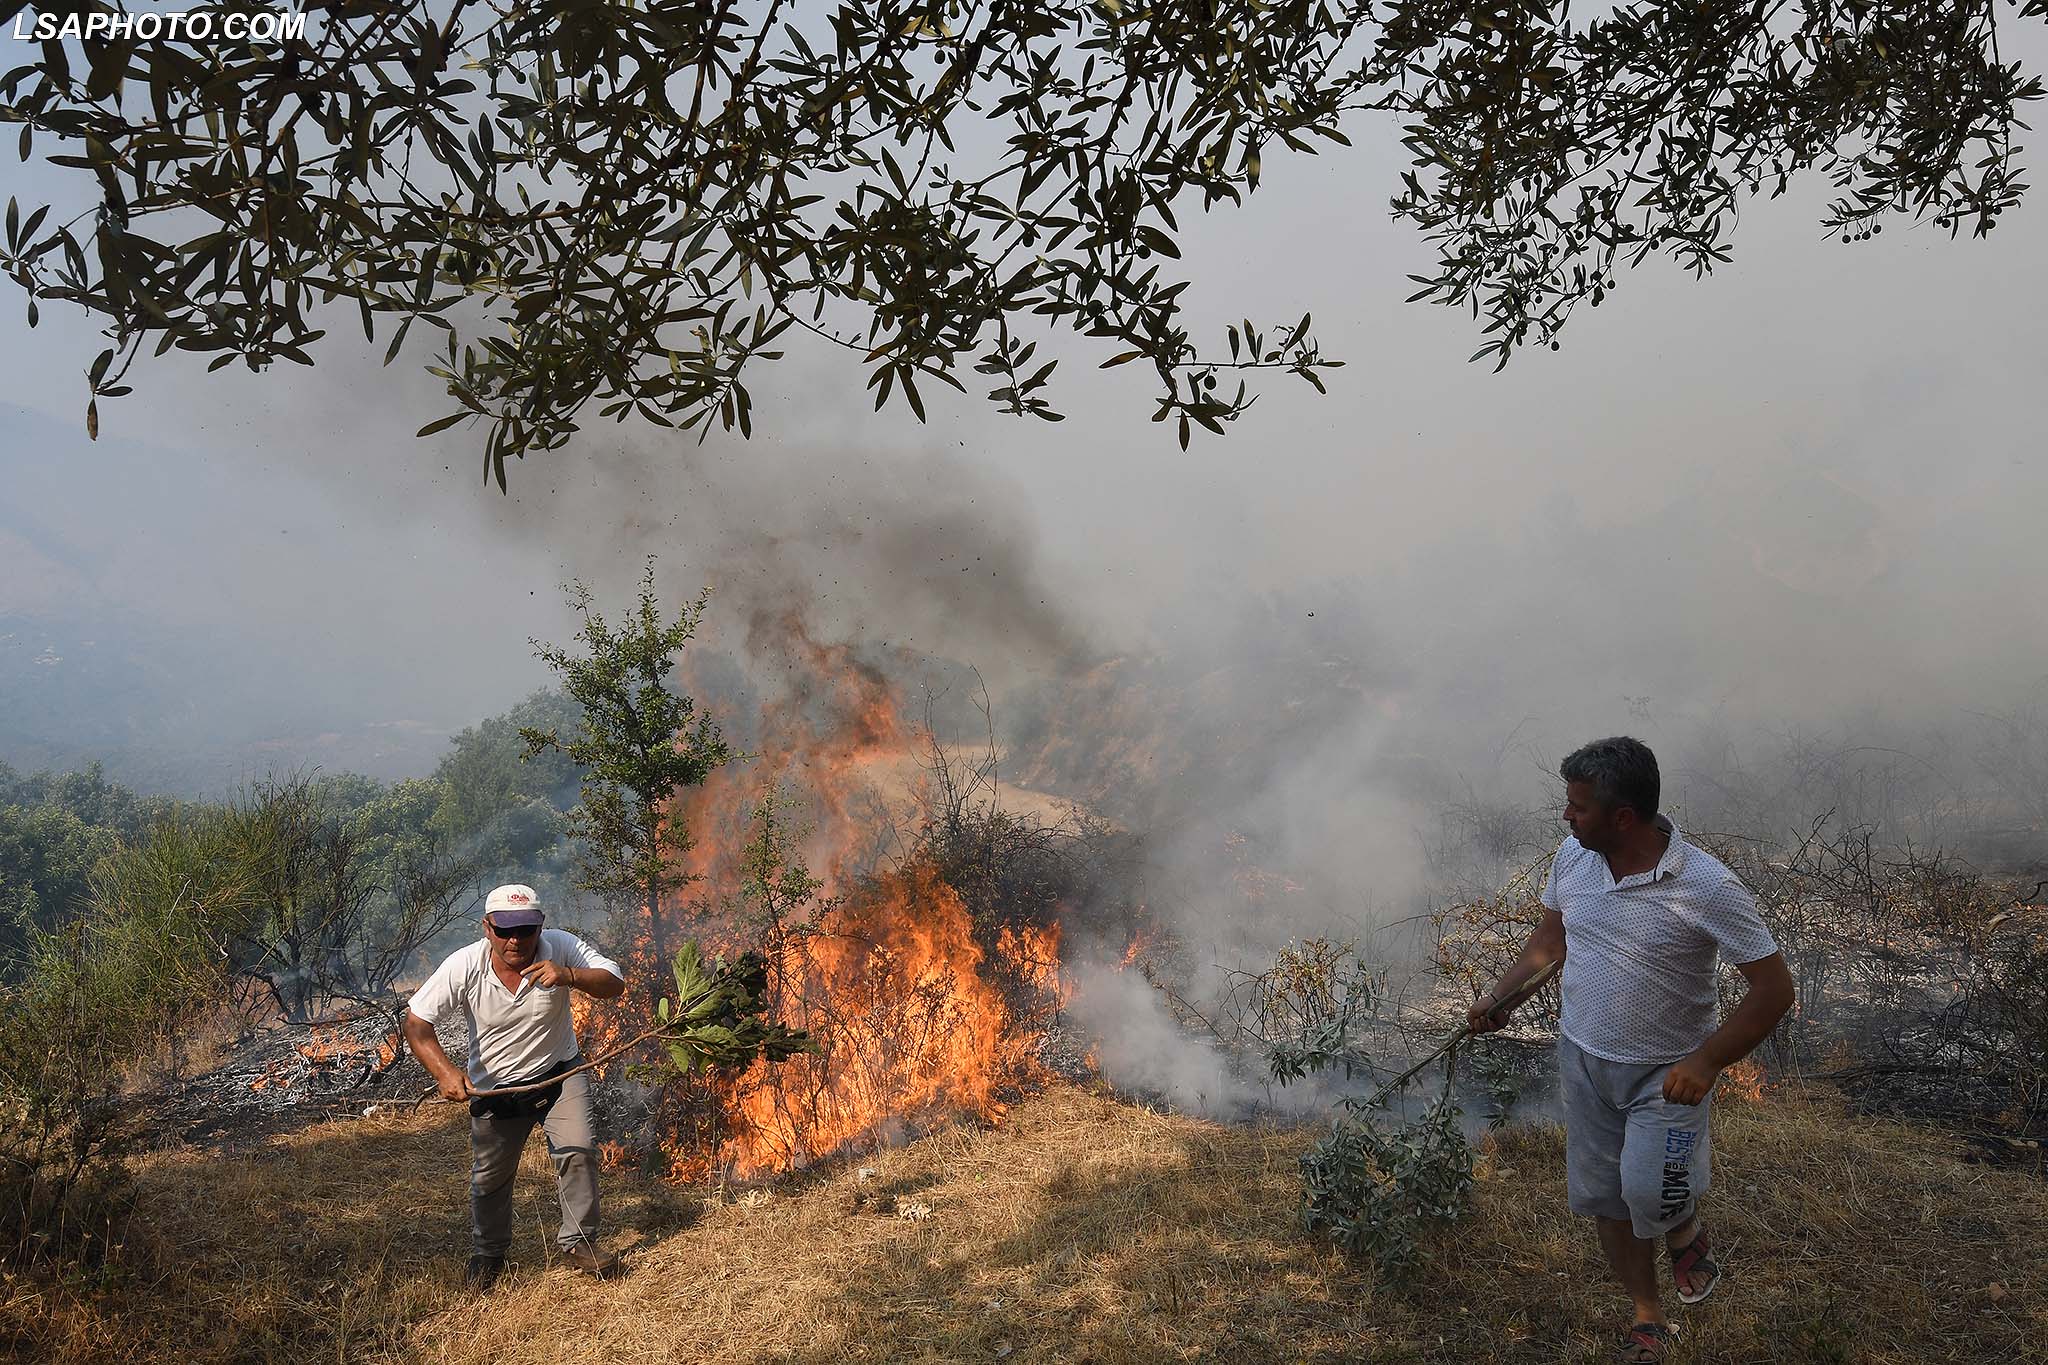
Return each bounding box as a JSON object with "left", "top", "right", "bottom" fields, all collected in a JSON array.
[
  {"left": 998, "top": 921, "right": 1069, "bottom": 1006},
  {"left": 296, "top": 1025, "right": 341, "bottom": 1066},
  {"left": 718, "top": 863, "right": 1036, "bottom": 1177},
  {"left": 581, "top": 617, "right": 1069, "bottom": 1182},
  {"left": 1721, "top": 1058, "right": 1766, "bottom": 1103}
]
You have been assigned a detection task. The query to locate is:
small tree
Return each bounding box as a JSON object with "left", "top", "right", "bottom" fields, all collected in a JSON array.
[
  {"left": 522, "top": 561, "right": 732, "bottom": 972},
  {"left": 349, "top": 778, "right": 493, "bottom": 998},
  {"left": 0, "top": 804, "right": 118, "bottom": 961},
  {"left": 427, "top": 690, "right": 585, "bottom": 867},
  {"left": 223, "top": 773, "right": 489, "bottom": 1021},
  {"left": 227, "top": 775, "right": 378, "bottom": 1021},
  {"left": 730, "top": 784, "right": 829, "bottom": 957}
]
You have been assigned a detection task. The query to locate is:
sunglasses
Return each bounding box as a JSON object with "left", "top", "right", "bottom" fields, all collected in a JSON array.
[{"left": 489, "top": 921, "right": 540, "bottom": 940}]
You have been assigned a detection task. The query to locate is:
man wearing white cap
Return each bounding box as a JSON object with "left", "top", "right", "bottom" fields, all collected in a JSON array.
[{"left": 401, "top": 883, "right": 627, "bottom": 1290}]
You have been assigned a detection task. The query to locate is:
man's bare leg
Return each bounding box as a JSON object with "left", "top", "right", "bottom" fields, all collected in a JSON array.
[
  {"left": 1596, "top": 1215, "right": 1666, "bottom": 1326},
  {"left": 1666, "top": 1212, "right": 1711, "bottom": 1300}
]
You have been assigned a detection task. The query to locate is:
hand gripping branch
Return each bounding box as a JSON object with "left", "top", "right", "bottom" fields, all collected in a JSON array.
[{"left": 1358, "top": 957, "right": 1562, "bottom": 1111}]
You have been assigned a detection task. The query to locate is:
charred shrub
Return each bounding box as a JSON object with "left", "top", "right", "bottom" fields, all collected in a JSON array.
[
  {"left": 1973, "top": 916, "right": 2048, "bottom": 1121},
  {"left": 1235, "top": 937, "right": 1381, "bottom": 1050},
  {"left": 1430, "top": 854, "right": 1559, "bottom": 1031},
  {"left": 224, "top": 772, "right": 492, "bottom": 1023},
  {"left": 1712, "top": 817, "right": 2048, "bottom": 1128}
]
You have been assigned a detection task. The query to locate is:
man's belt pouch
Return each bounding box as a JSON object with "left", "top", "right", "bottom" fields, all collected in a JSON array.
[{"left": 470, "top": 1055, "right": 579, "bottom": 1120}]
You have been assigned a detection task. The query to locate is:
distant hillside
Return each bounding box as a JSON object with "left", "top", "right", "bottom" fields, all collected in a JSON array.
[{"left": 0, "top": 612, "right": 449, "bottom": 794}]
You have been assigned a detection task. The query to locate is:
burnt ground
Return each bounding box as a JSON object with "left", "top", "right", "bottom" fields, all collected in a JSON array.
[
  {"left": 152, "top": 1012, "right": 677, "bottom": 1159},
  {"left": 1830, "top": 1068, "right": 2046, "bottom": 1172},
  {"left": 1791, "top": 980, "right": 2048, "bottom": 1174},
  {"left": 151, "top": 1010, "right": 439, "bottom": 1152}
]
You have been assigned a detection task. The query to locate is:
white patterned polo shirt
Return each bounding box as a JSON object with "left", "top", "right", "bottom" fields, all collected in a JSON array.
[{"left": 1542, "top": 814, "right": 1779, "bottom": 1065}]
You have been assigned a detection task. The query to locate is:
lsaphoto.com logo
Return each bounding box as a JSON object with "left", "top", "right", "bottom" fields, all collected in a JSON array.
[{"left": 12, "top": 7, "right": 308, "bottom": 43}]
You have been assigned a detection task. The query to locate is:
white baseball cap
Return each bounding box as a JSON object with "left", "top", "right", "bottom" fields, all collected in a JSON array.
[{"left": 484, "top": 883, "right": 545, "bottom": 926}]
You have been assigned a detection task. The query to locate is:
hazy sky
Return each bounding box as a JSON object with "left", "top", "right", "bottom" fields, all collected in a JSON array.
[{"left": 5, "top": 22, "right": 2046, "bottom": 804}]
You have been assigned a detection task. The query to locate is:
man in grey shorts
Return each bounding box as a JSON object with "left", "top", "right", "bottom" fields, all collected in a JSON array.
[
  {"left": 1470, "top": 738, "right": 1794, "bottom": 1363},
  {"left": 401, "top": 883, "right": 628, "bottom": 1290}
]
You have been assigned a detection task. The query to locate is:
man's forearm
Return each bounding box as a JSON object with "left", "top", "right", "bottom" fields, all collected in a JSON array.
[
  {"left": 1485, "top": 918, "right": 1566, "bottom": 1009},
  {"left": 1696, "top": 985, "right": 1792, "bottom": 1069},
  {"left": 402, "top": 1017, "right": 463, "bottom": 1083},
  {"left": 566, "top": 966, "right": 626, "bottom": 1000},
  {"left": 1694, "top": 952, "right": 1796, "bottom": 1069}
]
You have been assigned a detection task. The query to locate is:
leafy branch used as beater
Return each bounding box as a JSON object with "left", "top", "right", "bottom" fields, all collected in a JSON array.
[{"left": 1272, "top": 959, "right": 1560, "bottom": 1278}]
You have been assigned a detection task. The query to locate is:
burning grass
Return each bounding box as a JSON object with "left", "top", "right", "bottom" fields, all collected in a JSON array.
[{"left": 6, "top": 1081, "right": 2042, "bottom": 1363}]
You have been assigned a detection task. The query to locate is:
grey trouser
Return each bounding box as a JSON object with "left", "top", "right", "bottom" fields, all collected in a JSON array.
[
  {"left": 1558, "top": 1035, "right": 1712, "bottom": 1240},
  {"left": 469, "top": 1070, "right": 601, "bottom": 1257}
]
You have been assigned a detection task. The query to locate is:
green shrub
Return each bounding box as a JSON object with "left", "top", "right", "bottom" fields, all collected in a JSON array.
[
  {"left": 0, "top": 810, "right": 255, "bottom": 1263},
  {"left": 1263, "top": 942, "right": 1483, "bottom": 1281},
  {"left": 1300, "top": 1093, "right": 1474, "bottom": 1281}
]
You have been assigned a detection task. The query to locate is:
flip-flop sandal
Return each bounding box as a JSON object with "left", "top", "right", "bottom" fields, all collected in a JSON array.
[
  {"left": 1671, "top": 1223, "right": 1722, "bottom": 1305},
  {"left": 1617, "top": 1321, "right": 1680, "bottom": 1363}
]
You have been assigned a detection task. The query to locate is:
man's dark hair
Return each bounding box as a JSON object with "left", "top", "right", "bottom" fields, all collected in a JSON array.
[{"left": 1560, "top": 737, "right": 1660, "bottom": 821}]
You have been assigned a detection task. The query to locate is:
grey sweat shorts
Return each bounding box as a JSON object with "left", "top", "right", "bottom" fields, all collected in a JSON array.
[{"left": 1558, "top": 1034, "right": 1711, "bottom": 1240}]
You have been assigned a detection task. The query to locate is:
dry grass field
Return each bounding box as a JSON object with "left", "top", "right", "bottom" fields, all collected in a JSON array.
[{"left": 4, "top": 1080, "right": 2042, "bottom": 1364}]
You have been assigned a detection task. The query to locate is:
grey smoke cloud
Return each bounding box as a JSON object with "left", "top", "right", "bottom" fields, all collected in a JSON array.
[{"left": 1064, "top": 961, "right": 1332, "bottom": 1121}]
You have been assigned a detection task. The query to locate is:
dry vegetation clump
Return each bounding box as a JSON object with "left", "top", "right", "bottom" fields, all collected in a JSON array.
[
  {"left": 1430, "top": 855, "right": 1556, "bottom": 1023},
  {"left": 3, "top": 1081, "right": 2042, "bottom": 1364}
]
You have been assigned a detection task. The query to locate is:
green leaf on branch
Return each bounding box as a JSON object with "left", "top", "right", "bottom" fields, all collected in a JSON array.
[{"left": 651, "top": 941, "right": 813, "bottom": 1080}]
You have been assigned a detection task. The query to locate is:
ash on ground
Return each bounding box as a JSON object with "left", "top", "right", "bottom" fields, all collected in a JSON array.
[
  {"left": 154, "top": 1009, "right": 457, "bottom": 1150},
  {"left": 1033, "top": 1019, "right": 1100, "bottom": 1084}
]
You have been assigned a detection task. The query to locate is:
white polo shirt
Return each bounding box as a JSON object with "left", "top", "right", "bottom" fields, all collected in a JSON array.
[
  {"left": 407, "top": 929, "right": 623, "bottom": 1088},
  {"left": 1542, "top": 815, "right": 1779, "bottom": 1065}
]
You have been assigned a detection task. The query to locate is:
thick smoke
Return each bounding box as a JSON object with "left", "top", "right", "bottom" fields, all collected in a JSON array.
[{"left": 466, "top": 432, "right": 1086, "bottom": 688}]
